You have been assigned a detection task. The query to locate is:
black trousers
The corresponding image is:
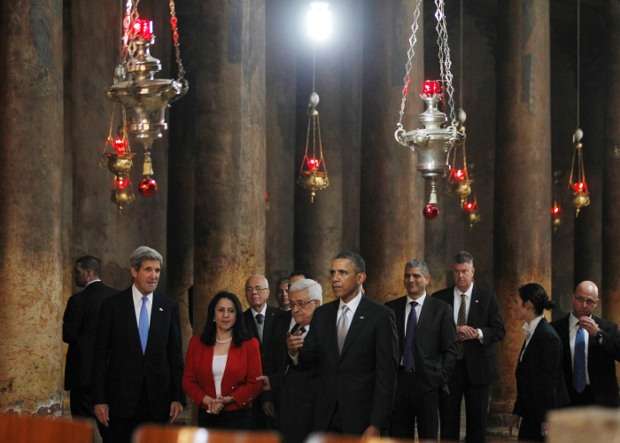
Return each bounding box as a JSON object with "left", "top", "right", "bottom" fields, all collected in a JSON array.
[
  {"left": 439, "top": 359, "right": 489, "bottom": 443},
  {"left": 198, "top": 408, "right": 254, "bottom": 430},
  {"left": 518, "top": 416, "right": 544, "bottom": 442},
  {"left": 390, "top": 369, "right": 439, "bottom": 439},
  {"left": 70, "top": 387, "right": 108, "bottom": 439},
  {"left": 104, "top": 387, "right": 168, "bottom": 443}
]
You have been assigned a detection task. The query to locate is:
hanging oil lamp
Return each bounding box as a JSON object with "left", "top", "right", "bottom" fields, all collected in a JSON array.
[
  {"left": 568, "top": 128, "right": 590, "bottom": 216},
  {"left": 551, "top": 200, "right": 562, "bottom": 231},
  {"left": 395, "top": 0, "right": 466, "bottom": 220},
  {"left": 297, "top": 92, "right": 329, "bottom": 203}
]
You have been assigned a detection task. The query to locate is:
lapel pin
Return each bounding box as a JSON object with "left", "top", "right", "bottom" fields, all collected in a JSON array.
[
  {"left": 474, "top": 299, "right": 479, "bottom": 304},
  {"left": 359, "top": 316, "right": 365, "bottom": 320},
  {"left": 159, "top": 307, "right": 164, "bottom": 312}
]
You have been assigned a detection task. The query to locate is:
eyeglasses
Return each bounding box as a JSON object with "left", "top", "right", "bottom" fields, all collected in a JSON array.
[
  {"left": 289, "top": 299, "right": 316, "bottom": 309},
  {"left": 245, "top": 286, "right": 269, "bottom": 293}
]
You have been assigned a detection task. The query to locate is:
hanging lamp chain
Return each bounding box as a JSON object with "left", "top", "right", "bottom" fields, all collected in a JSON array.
[
  {"left": 435, "top": 0, "right": 456, "bottom": 125},
  {"left": 168, "top": 0, "right": 187, "bottom": 83},
  {"left": 396, "top": 0, "right": 422, "bottom": 132}
]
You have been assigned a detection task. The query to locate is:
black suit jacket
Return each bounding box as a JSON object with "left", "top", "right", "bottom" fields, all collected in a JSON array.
[
  {"left": 386, "top": 295, "right": 457, "bottom": 391},
  {"left": 267, "top": 311, "right": 317, "bottom": 443},
  {"left": 63, "top": 281, "right": 117, "bottom": 390},
  {"left": 433, "top": 285, "right": 505, "bottom": 384},
  {"left": 514, "top": 318, "right": 569, "bottom": 422},
  {"left": 300, "top": 295, "right": 399, "bottom": 434},
  {"left": 551, "top": 314, "right": 620, "bottom": 407},
  {"left": 244, "top": 305, "right": 284, "bottom": 404},
  {"left": 93, "top": 288, "right": 184, "bottom": 419}
]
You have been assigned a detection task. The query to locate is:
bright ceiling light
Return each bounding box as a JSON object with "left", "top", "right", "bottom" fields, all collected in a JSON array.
[{"left": 305, "top": 2, "right": 333, "bottom": 43}]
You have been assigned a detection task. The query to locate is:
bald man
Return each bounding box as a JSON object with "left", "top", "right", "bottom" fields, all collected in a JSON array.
[
  {"left": 243, "top": 274, "right": 285, "bottom": 429},
  {"left": 551, "top": 281, "right": 620, "bottom": 407}
]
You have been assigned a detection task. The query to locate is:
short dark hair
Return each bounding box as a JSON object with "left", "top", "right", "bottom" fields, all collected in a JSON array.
[
  {"left": 518, "top": 283, "right": 555, "bottom": 315},
  {"left": 75, "top": 255, "right": 101, "bottom": 276},
  {"left": 454, "top": 250, "right": 474, "bottom": 266},
  {"left": 334, "top": 251, "right": 366, "bottom": 273},
  {"left": 405, "top": 259, "right": 430, "bottom": 277},
  {"left": 289, "top": 270, "right": 312, "bottom": 280},
  {"left": 200, "top": 291, "right": 251, "bottom": 347}
]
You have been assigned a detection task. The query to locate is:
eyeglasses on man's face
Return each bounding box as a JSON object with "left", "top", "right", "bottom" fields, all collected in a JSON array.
[
  {"left": 289, "top": 299, "right": 316, "bottom": 309},
  {"left": 245, "top": 286, "right": 269, "bottom": 293}
]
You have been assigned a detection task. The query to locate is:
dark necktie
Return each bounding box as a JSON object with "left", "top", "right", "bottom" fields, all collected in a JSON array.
[
  {"left": 456, "top": 293, "right": 467, "bottom": 359},
  {"left": 403, "top": 301, "right": 418, "bottom": 371},
  {"left": 291, "top": 323, "right": 306, "bottom": 335},
  {"left": 574, "top": 324, "right": 587, "bottom": 393},
  {"left": 255, "top": 313, "right": 265, "bottom": 342}
]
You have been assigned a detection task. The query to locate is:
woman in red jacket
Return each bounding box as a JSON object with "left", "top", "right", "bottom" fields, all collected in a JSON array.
[{"left": 183, "top": 291, "right": 263, "bottom": 429}]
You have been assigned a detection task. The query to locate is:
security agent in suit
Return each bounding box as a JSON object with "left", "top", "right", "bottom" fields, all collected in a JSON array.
[
  {"left": 385, "top": 259, "right": 457, "bottom": 440},
  {"left": 262, "top": 278, "right": 322, "bottom": 443},
  {"left": 288, "top": 251, "right": 399, "bottom": 437},
  {"left": 433, "top": 251, "right": 505, "bottom": 443},
  {"left": 243, "top": 274, "right": 284, "bottom": 428},
  {"left": 513, "top": 283, "right": 569, "bottom": 442},
  {"left": 93, "top": 246, "right": 184, "bottom": 443},
  {"left": 551, "top": 280, "right": 620, "bottom": 407},
  {"left": 63, "top": 256, "right": 117, "bottom": 425}
]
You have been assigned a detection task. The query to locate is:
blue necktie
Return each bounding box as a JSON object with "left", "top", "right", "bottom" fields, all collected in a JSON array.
[
  {"left": 139, "top": 296, "right": 150, "bottom": 354},
  {"left": 574, "top": 325, "right": 586, "bottom": 393},
  {"left": 403, "top": 301, "right": 418, "bottom": 371}
]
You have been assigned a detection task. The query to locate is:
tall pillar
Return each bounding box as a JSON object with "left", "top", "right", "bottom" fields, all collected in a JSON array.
[
  {"left": 492, "top": 0, "right": 552, "bottom": 418},
  {"left": 0, "top": 0, "right": 65, "bottom": 413},
  {"left": 193, "top": 0, "right": 266, "bottom": 330},
  {"left": 360, "top": 0, "right": 424, "bottom": 303},
  {"left": 166, "top": 0, "right": 196, "bottom": 349},
  {"left": 295, "top": 0, "right": 363, "bottom": 298},
  {"left": 265, "top": 0, "right": 297, "bottom": 289},
  {"left": 603, "top": 0, "right": 620, "bottom": 324},
  {"left": 70, "top": 1, "right": 169, "bottom": 291}
]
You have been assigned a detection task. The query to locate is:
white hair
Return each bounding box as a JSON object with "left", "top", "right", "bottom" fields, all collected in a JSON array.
[{"left": 289, "top": 278, "right": 322, "bottom": 304}]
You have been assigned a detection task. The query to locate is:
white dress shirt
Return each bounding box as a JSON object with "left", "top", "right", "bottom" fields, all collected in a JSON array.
[
  {"left": 337, "top": 289, "right": 363, "bottom": 330},
  {"left": 132, "top": 284, "right": 153, "bottom": 327},
  {"left": 251, "top": 304, "right": 267, "bottom": 319},
  {"left": 453, "top": 284, "right": 484, "bottom": 342},
  {"left": 404, "top": 293, "right": 425, "bottom": 334},
  {"left": 569, "top": 312, "right": 591, "bottom": 385},
  {"left": 520, "top": 314, "right": 544, "bottom": 361}
]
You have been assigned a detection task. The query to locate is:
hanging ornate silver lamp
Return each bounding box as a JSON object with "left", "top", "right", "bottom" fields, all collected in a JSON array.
[
  {"left": 394, "top": 0, "right": 466, "bottom": 219},
  {"left": 104, "top": 0, "right": 188, "bottom": 208}
]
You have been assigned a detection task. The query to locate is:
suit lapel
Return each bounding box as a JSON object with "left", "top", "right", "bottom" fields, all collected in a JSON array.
[
  {"left": 394, "top": 297, "right": 406, "bottom": 343},
  {"left": 468, "top": 285, "right": 481, "bottom": 326},
  {"left": 325, "top": 301, "right": 339, "bottom": 359},
  {"left": 263, "top": 307, "right": 276, "bottom": 343},
  {"left": 124, "top": 289, "right": 143, "bottom": 355},
  {"left": 245, "top": 310, "right": 259, "bottom": 340},
  {"left": 145, "top": 293, "right": 164, "bottom": 355},
  {"left": 340, "top": 297, "right": 370, "bottom": 359}
]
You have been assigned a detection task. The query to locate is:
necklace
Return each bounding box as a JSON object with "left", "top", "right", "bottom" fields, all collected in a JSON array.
[{"left": 216, "top": 337, "right": 232, "bottom": 344}]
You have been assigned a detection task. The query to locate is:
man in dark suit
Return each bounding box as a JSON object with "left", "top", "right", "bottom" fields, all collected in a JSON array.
[
  {"left": 63, "top": 255, "right": 117, "bottom": 427},
  {"left": 433, "top": 251, "right": 505, "bottom": 443},
  {"left": 288, "top": 251, "right": 399, "bottom": 437},
  {"left": 264, "top": 278, "right": 322, "bottom": 443},
  {"left": 385, "top": 259, "right": 457, "bottom": 439},
  {"left": 551, "top": 280, "right": 620, "bottom": 407},
  {"left": 93, "top": 246, "right": 183, "bottom": 443},
  {"left": 243, "top": 274, "right": 284, "bottom": 428}
]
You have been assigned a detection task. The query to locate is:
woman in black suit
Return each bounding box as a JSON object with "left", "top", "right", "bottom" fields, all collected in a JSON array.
[{"left": 513, "top": 283, "right": 569, "bottom": 441}]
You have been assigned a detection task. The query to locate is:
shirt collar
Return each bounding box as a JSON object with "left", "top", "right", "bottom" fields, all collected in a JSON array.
[
  {"left": 523, "top": 314, "right": 544, "bottom": 336},
  {"left": 407, "top": 292, "right": 426, "bottom": 307},
  {"left": 85, "top": 279, "right": 101, "bottom": 288},
  {"left": 252, "top": 304, "right": 267, "bottom": 317},
  {"left": 132, "top": 284, "right": 153, "bottom": 301},
  {"left": 339, "top": 288, "right": 363, "bottom": 312},
  {"left": 453, "top": 283, "right": 474, "bottom": 298}
]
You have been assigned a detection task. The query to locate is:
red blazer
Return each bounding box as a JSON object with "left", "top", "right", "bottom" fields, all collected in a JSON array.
[{"left": 183, "top": 335, "right": 263, "bottom": 411}]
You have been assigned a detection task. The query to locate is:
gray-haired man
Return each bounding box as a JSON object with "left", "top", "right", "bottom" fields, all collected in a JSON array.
[
  {"left": 263, "top": 278, "right": 323, "bottom": 443},
  {"left": 93, "top": 246, "right": 183, "bottom": 443}
]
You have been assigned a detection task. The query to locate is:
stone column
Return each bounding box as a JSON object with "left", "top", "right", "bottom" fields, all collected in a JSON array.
[
  {"left": 295, "top": 0, "right": 363, "bottom": 299},
  {"left": 265, "top": 0, "right": 297, "bottom": 290},
  {"left": 492, "top": 0, "right": 552, "bottom": 418},
  {"left": 193, "top": 0, "right": 266, "bottom": 330},
  {"left": 0, "top": 0, "right": 65, "bottom": 413},
  {"left": 603, "top": 0, "right": 620, "bottom": 324},
  {"left": 360, "top": 0, "right": 425, "bottom": 303}
]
